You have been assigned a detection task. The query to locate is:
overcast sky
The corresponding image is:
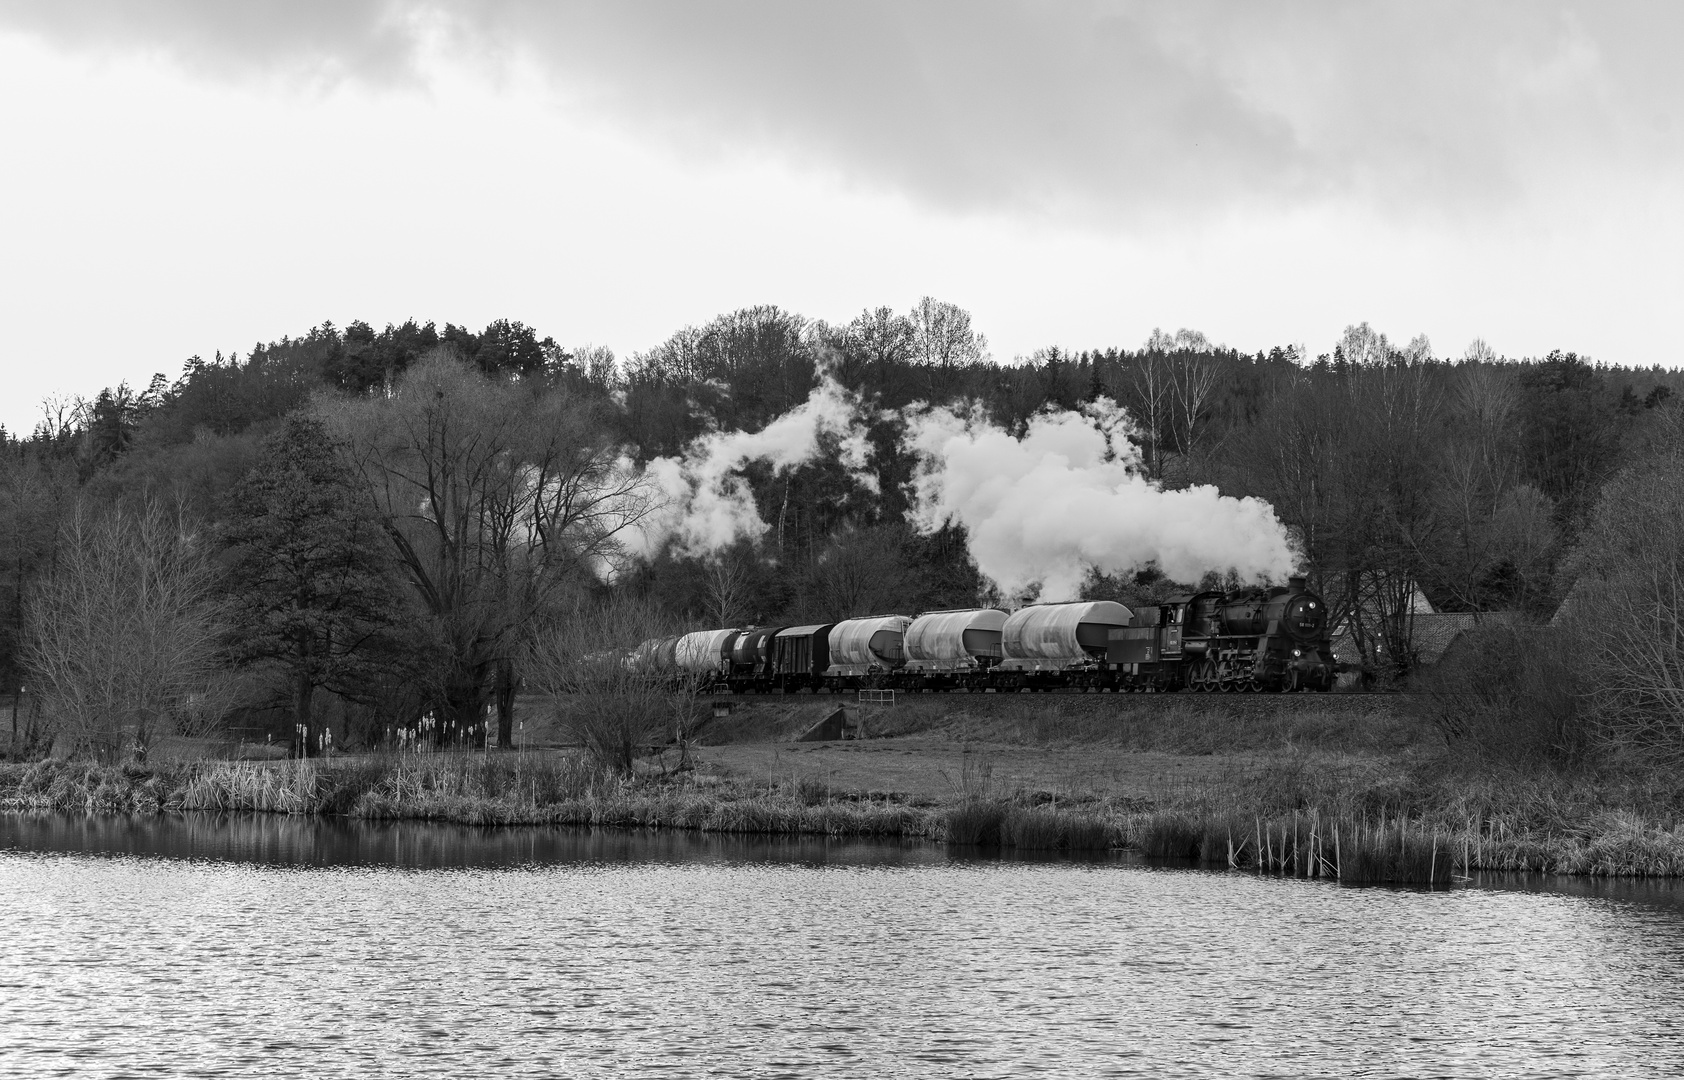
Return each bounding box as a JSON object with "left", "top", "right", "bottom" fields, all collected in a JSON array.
[{"left": 1, "top": 1, "right": 1679, "bottom": 433}]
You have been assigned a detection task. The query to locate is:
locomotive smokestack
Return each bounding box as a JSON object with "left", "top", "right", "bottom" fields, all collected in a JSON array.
[{"left": 1289, "top": 574, "right": 1307, "bottom": 592}]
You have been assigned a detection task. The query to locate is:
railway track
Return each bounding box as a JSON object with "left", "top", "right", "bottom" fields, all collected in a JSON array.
[{"left": 706, "top": 689, "right": 1415, "bottom": 713}]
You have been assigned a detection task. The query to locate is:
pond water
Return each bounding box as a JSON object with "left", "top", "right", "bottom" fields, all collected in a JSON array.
[{"left": 4, "top": 813, "right": 1684, "bottom": 1078}]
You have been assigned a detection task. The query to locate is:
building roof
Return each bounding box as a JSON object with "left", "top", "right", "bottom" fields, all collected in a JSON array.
[
  {"left": 1330, "top": 610, "right": 1520, "bottom": 666},
  {"left": 1550, "top": 577, "right": 1588, "bottom": 627}
]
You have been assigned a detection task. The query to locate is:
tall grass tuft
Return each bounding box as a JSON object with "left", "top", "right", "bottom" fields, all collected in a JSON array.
[
  {"left": 1137, "top": 813, "right": 1204, "bottom": 860},
  {"left": 1332, "top": 815, "right": 1454, "bottom": 887},
  {"left": 1131, "top": 808, "right": 1453, "bottom": 887},
  {"left": 941, "top": 801, "right": 1115, "bottom": 851},
  {"left": 944, "top": 801, "right": 1008, "bottom": 846},
  {"left": 1135, "top": 812, "right": 1250, "bottom": 865},
  {"left": 1001, "top": 806, "right": 1116, "bottom": 852}
]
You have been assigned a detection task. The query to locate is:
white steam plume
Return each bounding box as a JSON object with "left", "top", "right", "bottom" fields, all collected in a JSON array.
[
  {"left": 631, "top": 374, "right": 876, "bottom": 557},
  {"left": 902, "top": 397, "right": 1295, "bottom": 599}
]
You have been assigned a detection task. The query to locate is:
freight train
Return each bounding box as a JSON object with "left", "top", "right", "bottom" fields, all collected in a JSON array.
[{"left": 628, "top": 575, "right": 1336, "bottom": 694}]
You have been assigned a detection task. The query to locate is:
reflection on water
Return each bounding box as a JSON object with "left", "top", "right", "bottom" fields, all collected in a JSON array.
[
  {"left": 4, "top": 813, "right": 1684, "bottom": 1079},
  {"left": 0, "top": 810, "right": 952, "bottom": 870}
]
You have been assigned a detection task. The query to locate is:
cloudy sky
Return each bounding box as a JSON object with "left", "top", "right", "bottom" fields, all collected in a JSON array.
[{"left": 1, "top": 1, "right": 1679, "bottom": 432}]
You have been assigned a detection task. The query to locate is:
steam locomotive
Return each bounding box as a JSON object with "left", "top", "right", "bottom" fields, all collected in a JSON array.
[{"left": 630, "top": 575, "right": 1336, "bottom": 694}]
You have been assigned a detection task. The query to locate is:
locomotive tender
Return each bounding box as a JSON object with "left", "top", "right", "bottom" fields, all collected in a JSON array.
[{"left": 639, "top": 575, "right": 1336, "bottom": 694}]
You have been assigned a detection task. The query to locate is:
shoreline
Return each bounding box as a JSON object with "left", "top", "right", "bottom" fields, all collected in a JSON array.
[{"left": 5, "top": 748, "right": 1684, "bottom": 880}]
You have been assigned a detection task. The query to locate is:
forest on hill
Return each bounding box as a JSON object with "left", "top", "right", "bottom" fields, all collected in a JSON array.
[{"left": 3, "top": 299, "right": 1682, "bottom": 758}]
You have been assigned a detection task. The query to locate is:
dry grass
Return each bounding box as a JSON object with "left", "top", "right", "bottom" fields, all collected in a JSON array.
[
  {"left": 9, "top": 694, "right": 1684, "bottom": 878},
  {"left": 942, "top": 801, "right": 1008, "bottom": 846},
  {"left": 0, "top": 755, "right": 933, "bottom": 837},
  {"left": 1132, "top": 808, "right": 1451, "bottom": 886},
  {"left": 850, "top": 695, "right": 1426, "bottom": 757}
]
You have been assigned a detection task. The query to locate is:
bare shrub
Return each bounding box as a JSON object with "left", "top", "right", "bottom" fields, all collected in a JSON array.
[
  {"left": 524, "top": 594, "right": 695, "bottom": 774},
  {"left": 1558, "top": 426, "right": 1684, "bottom": 761},
  {"left": 1412, "top": 624, "right": 1588, "bottom": 768},
  {"left": 1579, "top": 563, "right": 1684, "bottom": 754},
  {"left": 24, "top": 501, "right": 236, "bottom": 761}
]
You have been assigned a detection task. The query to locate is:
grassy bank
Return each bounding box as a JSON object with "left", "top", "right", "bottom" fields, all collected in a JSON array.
[
  {"left": 7, "top": 693, "right": 1684, "bottom": 878},
  {"left": 0, "top": 755, "right": 926, "bottom": 836}
]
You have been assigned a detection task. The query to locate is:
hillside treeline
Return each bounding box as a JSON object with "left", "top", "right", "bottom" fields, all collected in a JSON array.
[{"left": 2, "top": 302, "right": 1682, "bottom": 760}]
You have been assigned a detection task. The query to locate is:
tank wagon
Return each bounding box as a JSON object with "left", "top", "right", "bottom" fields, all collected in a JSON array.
[
  {"left": 899, "top": 608, "right": 1008, "bottom": 690},
  {"left": 824, "top": 615, "right": 912, "bottom": 689},
  {"left": 726, "top": 627, "right": 781, "bottom": 689},
  {"left": 994, "top": 601, "right": 1134, "bottom": 691},
  {"left": 673, "top": 628, "right": 739, "bottom": 683},
  {"left": 626, "top": 575, "right": 1335, "bottom": 695},
  {"left": 625, "top": 635, "right": 680, "bottom": 676}
]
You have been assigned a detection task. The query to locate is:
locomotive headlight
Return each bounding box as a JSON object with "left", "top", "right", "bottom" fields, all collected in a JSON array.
[{"left": 1292, "top": 648, "right": 1303, "bottom": 657}]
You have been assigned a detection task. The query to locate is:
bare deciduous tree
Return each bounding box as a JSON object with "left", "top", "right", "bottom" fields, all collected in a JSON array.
[
  {"left": 524, "top": 595, "right": 697, "bottom": 774},
  {"left": 1168, "top": 351, "right": 1222, "bottom": 473},
  {"left": 909, "top": 297, "right": 988, "bottom": 369},
  {"left": 1338, "top": 321, "right": 1392, "bottom": 367},
  {"left": 1561, "top": 415, "right": 1684, "bottom": 757},
  {"left": 806, "top": 524, "right": 914, "bottom": 622},
  {"left": 24, "top": 501, "right": 234, "bottom": 761},
  {"left": 321, "top": 350, "right": 660, "bottom": 747},
  {"left": 701, "top": 547, "right": 755, "bottom": 627},
  {"left": 1126, "top": 352, "right": 1170, "bottom": 479}
]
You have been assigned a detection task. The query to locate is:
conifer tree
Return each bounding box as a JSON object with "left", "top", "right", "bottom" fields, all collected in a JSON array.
[{"left": 222, "top": 415, "right": 407, "bottom": 745}]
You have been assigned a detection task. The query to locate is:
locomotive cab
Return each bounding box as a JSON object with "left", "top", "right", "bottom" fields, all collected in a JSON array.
[{"left": 1105, "top": 602, "right": 1187, "bottom": 690}]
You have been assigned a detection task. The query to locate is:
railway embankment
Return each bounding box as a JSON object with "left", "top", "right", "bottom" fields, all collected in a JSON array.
[{"left": 3, "top": 691, "right": 1682, "bottom": 879}]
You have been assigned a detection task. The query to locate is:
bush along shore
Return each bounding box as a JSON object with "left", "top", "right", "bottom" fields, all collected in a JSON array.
[{"left": 7, "top": 754, "right": 1684, "bottom": 882}]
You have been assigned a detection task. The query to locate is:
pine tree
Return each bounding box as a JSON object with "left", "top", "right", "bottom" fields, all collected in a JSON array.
[{"left": 222, "top": 415, "right": 407, "bottom": 746}]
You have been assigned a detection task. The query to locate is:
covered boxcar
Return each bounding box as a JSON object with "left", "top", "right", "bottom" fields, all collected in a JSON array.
[{"left": 771, "top": 624, "right": 833, "bottom": 692}]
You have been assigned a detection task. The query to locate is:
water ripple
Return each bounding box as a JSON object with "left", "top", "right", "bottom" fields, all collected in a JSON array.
[{"left": 2, "top": 816, "right": 1683, "bottom": 1077}]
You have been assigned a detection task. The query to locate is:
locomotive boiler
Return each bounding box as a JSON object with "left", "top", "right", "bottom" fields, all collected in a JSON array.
[{"left": 1108, "top": 575, "right": 1335, "bottom": 692}]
